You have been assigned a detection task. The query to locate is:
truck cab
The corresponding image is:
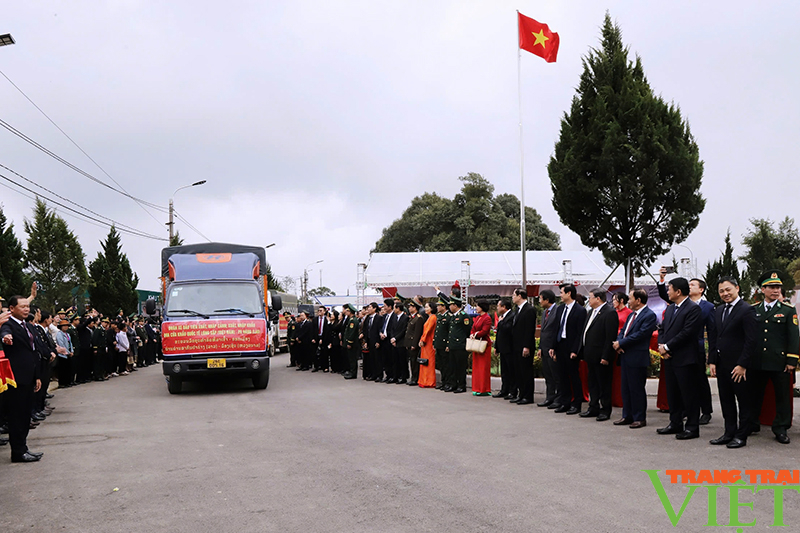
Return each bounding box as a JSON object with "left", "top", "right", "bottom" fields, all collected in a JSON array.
[{"left": 154, "top": 244, "right": 280, "bottom": 394}]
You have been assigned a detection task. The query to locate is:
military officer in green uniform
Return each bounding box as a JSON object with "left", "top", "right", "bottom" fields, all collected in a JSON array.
[
  {"left": 750, "top": 270, "right": 800, "bottom": 444},
  {"left": 447, "top": 297, "right": 472, "bottom": 394},
  {"left": 342, "top": 303, "right": 361, "bottom": 380},
  {"left": 91, "top": 318, "right": 109, "bottom": 381},
  {"left": 433, "top": 300, "right": 450, "bottom": 390}
]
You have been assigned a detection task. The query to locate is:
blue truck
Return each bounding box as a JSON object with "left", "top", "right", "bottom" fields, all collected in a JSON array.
[{"left": 148, "top": 243, "right": 282, "bottom": 394}]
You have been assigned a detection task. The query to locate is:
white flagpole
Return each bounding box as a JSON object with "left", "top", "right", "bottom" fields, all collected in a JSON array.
[{"left": 517, "top": 11, "right": 527, "bottom": 292}]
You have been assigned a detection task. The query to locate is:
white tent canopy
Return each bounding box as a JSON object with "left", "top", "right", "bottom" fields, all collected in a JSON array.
[{"left": 364, "top": 250, "right": 658, "bottom": 296}]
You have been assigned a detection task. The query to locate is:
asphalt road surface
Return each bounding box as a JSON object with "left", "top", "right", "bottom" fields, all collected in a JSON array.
[{"left": 3, "top": 354, "right": 799, "bottom": 532}]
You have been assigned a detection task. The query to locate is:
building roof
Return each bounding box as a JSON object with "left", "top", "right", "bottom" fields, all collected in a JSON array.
[{"left": 364, "top": 250, "right": 657, "bottom": 289}]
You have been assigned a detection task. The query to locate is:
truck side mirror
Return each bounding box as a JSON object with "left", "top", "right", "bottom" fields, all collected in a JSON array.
[
  {"left": 144, "top": 298, "right": 156, "bottom": 315},
  {"left": 272, "top": 295, "right": 283, "bottom": 312}
]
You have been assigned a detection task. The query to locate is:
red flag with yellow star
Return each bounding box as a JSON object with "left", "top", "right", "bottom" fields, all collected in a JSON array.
[{"left": 518, "top": 12, "right": 559, "bottom": 63}]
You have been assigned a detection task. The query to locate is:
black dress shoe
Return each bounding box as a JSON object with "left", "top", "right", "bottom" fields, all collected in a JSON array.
[
  {"left": 579, "top": 410, "right": 599, "bottom": 418},
  {"left": 613, "top": 417, "right": 633, "bottom": 426},
  {"left": 709, "top": 436, "right": 733, "bottom": 445},
  {"left": 343, "top": 374, "right": 357, "bottom": 380},
  {"left": 537, "top": 399, "right": 554, "bottom": 407},
  {"left": 286, "top": 364, "right": 296, "bottom": 368},
  {"left": 508, "top": 397, "right": 521, "bottom": 403},
  {"left": 596, "top": 413, "right": 610, "bottom": 422},
  {"left": 657, "top": 425, "right": 683, "bottom": 435},
  {"left": 45, "top": 393, "right": 54, "bottom": 399},
  {"left": 311, "top": 368, "right": 319, "bottom": 373},
  {"left": 548, "top": 403, "right": 564, "bottom": 410},
  {"left": 0, "top": 437, "right": 8, "bottom": 446},
  {"left": 435, "top": 384, "right": 443, "bottom": 390},
  {"left": 676, "top": 430, "right": 699, "bottom": 440},
  {"left": 11, "top": 452, "right": 41, "bottom": 463},
  {"left": 726, "top": 438, "right": 747, "bottom": 448},
  {"left": 504, "top": 395, "right": 518, "bottom": 401},
  {"left": 442, "top": 386, "right": 452, "bottom": 392},
  {"left": 566, "top": 407, "right": 580, "bottom": 415},
  {"left": 451, "top": 387, "right": 465, "bottom": 393},
  {"left": 515, "top": 398, "right": 533, "bottom": 405},
  {"left": 407, "top": 381, "right": 418, "bottom": 386},
  {"left": 386, "top": 378, "right": 397, "bottom": 384},
  {"left": 553, "top": 405, "right": 569, "bottom": 413},
  {"left": 32, "top": 413, "right": 45, "bottom": 421},
  {"left": 776, "top": 433, "right": 791, "bottom": 444},
  {"left": 396, "top": 379, "right": 407, "bottom": 385},
  {"left": 27, "top": 450, "right": 43, "bottom": 458},
  {"left": 492, "top": 391, "right": 507, "bottom": 398},
  {"left": 699, "top": 413, "right": 712, "bottom": 425}
]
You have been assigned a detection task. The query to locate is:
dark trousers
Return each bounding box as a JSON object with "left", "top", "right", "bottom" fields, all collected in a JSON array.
[
  {"left": 5, "top": 381, "right": 34, "bottom": 457},
  {"left": 79, "top": 348, "right": 93, "bottom": 380},
  {"left": 314, "top": 342, "right": 328, "bottom": 370},
  {"left": 620, "top": 364, "right": 647, "bottom": 422},
  {"left": 370, "top": 345, "right": 383, "bottom": 380},
  {"left": 393, "top": 346, "right": 408, "bottom": 381},
  {"left": 449, "top": 348, "right": 468, "bottom": 390},
  {"left": 106, "top": 347, "right": 116, "bottom": 375},
  {"left": 93, "top": 349, "right": 106, "bottom": 379},
  {"left": 58, "top": 356, "right": 72, "bottom": 386},
  {"left": 665, "top": 361, "right": 700, "bottom": 433},
  {"left": 406, "top": 347, "right": 420, "bottom": 383},
  {"left": 382, "top": 341, "right": 394, "bottom": 380},
  {"left": 698, "top": 365, "right": 713, "bottom": 415},
  {"left": 587, "top": 359, "right": 614, "bottom": 415},
  {"left": 749, "top": 368, "right": 792, "bottom": 435},
  {"left": 499, "top": 350, "right": 516, "bottom": 396},
  {"left": 716, "top": 360, "right": 750, "bottom": 440},
  {"left": 288, "top": 343, "right": 298, "bottom": 366},
  {"left": 540, "top": 347, "right": 559, "bottom": 402},
  {"left": 361, "top": 348, "right": 371, "bottom": 379},
  {"left": 347, "top": 346, "right": 359, "bottom": 377},
  {"left": 516, "top": 350, "right": 534, "bottom": 401},
  {"left": 117, "top": 350, "right": 128, "bottom": 373},
  {"left": 35, "top": 360, "right": 50, "bottom": 412},
  {"left": 555, "top": 347, "right": 583, "bottom": 409},
  {"left": 436, "top": 348, "right": 449, "bottom": 386},
  {"left": 301, "top": 344, "right": 314, "bottom": 369}
]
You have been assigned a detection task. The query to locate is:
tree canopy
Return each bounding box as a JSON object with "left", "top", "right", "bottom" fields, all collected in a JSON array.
[
  {"left": 548, "top": 13, "right": 704, "bottom": 282},
  {"left": 372, "top": 172, "right": 560, "bottom": 253},
  {"left": 88, "top": 226, "right": 139, "bottom": 316},
  {"left": 703, "top": 229, "right": 745, "bottom": 305},
  {"left": 740, "top": 217, "right": 800, "bottom": 296},
  {"left": 0, "top": 205, "right": 28, "bottom": 298},
  {"left": 24, "top": 198, "right": 88, "bottom": 311}
]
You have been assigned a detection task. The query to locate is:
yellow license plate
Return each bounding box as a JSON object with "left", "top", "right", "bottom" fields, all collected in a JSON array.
[{"left": 207, "top": 358, "right": 226, "bottom": 368}]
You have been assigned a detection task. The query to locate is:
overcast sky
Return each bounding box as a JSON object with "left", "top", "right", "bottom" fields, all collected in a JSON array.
[{"left": 1, "top": 1, "right": 798, "bottom": 296}]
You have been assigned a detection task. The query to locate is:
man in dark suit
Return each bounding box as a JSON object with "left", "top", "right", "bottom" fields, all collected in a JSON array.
[
  {"left": 657, "top": 277, "right": 704, "bottom": 440},
  {"left": 551, "top": 284, "right": 587, "bottom": 414},
  {"left": 359, "top": 303, "right": 376, "bottom": 380},
  {"left": 294, "top": 311, "right": 313, "bottom": 370},
  {"left": 492, "top": 298, "right": 516, "bottom": 399},
  {"left": 368, "top": 303, "right": 386, "bottom": 381},
  {"left": 580, "top": 288, "right": 620, "bottom": 421},
  {"left": 311, "top": 306, "right": 329, "bottom": 372},
  {"left": 379, "top": 299, "right": 397, "bottom": 383},
  {"left": 708, "top": 276, "right": 756, "bottom": 448},
  {"left": 510, "top": 288, "right": 537, "bottom": 405},
  {"left": 536, "top": 290, "right": 559, "bottom": 407},
  {"left": 612, "top": 289, "right": 657, "bottom": 428},
  {"left": 0, "top": 296, "right": 44, "bottom": 462},
  {"left": 404, "top": 301, "right": 425, "bottom": 386},
  {"left": 658, "top": 269, "right": 716, "bottom": 425},
  {"left": 390, "top": 302, "right": 409, "bottom": 384}
]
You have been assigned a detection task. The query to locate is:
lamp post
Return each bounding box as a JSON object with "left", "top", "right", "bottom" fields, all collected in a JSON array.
[
  {"left": 674, "top": 243, "right": 696, "bottom": 278},
  {"left": 303, "top": 260, "right": 323, "bottom": 303},
  {"left": 168, "top": 180, "right": 206, "bottom": 241}
]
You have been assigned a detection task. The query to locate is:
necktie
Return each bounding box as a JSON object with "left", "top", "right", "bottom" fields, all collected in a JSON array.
[
  {"left": 25, "top": 322, "right": 35, "bottom": 350},
  {"left": 722, "top": 303, "right": 732, "bottom": 324},
  {"left": 624, "top": 311, "right": 637, "bottom": 337},
  {"left": 560, "top": 306, "right": 568, "bottom": 338}
]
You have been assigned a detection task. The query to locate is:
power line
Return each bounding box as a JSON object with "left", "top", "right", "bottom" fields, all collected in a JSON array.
[
  {"left": 0, "top": 69, "right": 169, "bottom": 228},
  {"left": 0, "top": 162, "right": 163, "bottom": 238},
  {"left": 0, "top": 166, "right": 167, "bottom": 241},
  {"left": 173, "top": 209, "right": 212, "bottom": 242},
  {"left": 0, "top": 118, "right": 166, "bottom": 211}
]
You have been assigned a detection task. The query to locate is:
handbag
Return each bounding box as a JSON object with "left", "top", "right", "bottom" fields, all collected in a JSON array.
[
  {"left": 417, "top": 358, "right": 429, "bottom": 366},
  {"left": 466, "top": 337, "right": 488, "bottom": 353}
]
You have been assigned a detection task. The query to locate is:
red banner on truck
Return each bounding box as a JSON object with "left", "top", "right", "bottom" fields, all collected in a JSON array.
[{"left": 162, "top": 319, "right": 267, "bottom": 355}]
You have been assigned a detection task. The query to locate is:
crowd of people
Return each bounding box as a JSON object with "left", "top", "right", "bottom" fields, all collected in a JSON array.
[
  {"left": 0, "top": 287, "right": 162, "bottom": 463},
  {"left": 283, "top": 268, "right": 799, "bottom": 449}
]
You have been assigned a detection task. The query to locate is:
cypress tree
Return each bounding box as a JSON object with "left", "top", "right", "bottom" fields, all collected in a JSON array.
[
  {"left": 0, "top": 206, "right": 28, "bottom": 297},
  {"left": 88, "top": 226, "right": 139, "bottom": 316}
]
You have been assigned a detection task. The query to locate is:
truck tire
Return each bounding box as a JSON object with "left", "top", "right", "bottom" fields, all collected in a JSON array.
[
  {"left": 167, "top": 377, "right": 182, "bottom": 394},
  {"left": 252, "top": 370, "right": 269, "bottom": 390},
  {"left": 269, "top": 339, "right": 277, "bottom": 357}
]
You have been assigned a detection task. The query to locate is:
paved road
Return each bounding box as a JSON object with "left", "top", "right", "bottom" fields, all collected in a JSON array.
[{"left": 3, "top": 354, "right": 799, "bottom": 532}]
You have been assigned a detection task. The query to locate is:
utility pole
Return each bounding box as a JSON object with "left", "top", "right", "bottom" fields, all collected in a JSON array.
[{"left": 168, "top": 180, "right": 206, "bottom": 242}]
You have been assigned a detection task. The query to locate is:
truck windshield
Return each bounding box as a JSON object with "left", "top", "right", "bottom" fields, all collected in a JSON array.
[{"left": 165, "top": 282, "right": 263, "bottom": 317}]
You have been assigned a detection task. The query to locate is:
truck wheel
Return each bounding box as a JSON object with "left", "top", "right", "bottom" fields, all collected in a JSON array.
[
  {"left": 167, "top": 377, "right": 182, "bottom": 394},
  {"left": 252, "top": 370, "right": 269, "bottom": 390},
  {"left": 269, "top": 339, "right": 277, "bottom": 357}
]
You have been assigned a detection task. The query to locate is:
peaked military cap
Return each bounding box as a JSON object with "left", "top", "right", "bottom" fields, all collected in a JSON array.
[{"left": 758, "top": 270, "right": 788, "bottom": 287}]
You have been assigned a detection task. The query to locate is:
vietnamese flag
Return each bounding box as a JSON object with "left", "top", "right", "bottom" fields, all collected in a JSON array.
[{"left": 518, "top": 12, "right": 559, "bottom": 63}]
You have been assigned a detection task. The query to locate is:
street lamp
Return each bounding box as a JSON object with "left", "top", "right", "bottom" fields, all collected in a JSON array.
[
  {"left": 674, "top": 243, "right": 696, "bottom": 278},
  {"left": 168, "top": 180, "right": 206, "bottom": 241},
  {"left": 0, "top": 34, "right": 15, "bottom": 47},
  {"left": 303, "top": 259, "right": 323, "bottom": 303}
]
